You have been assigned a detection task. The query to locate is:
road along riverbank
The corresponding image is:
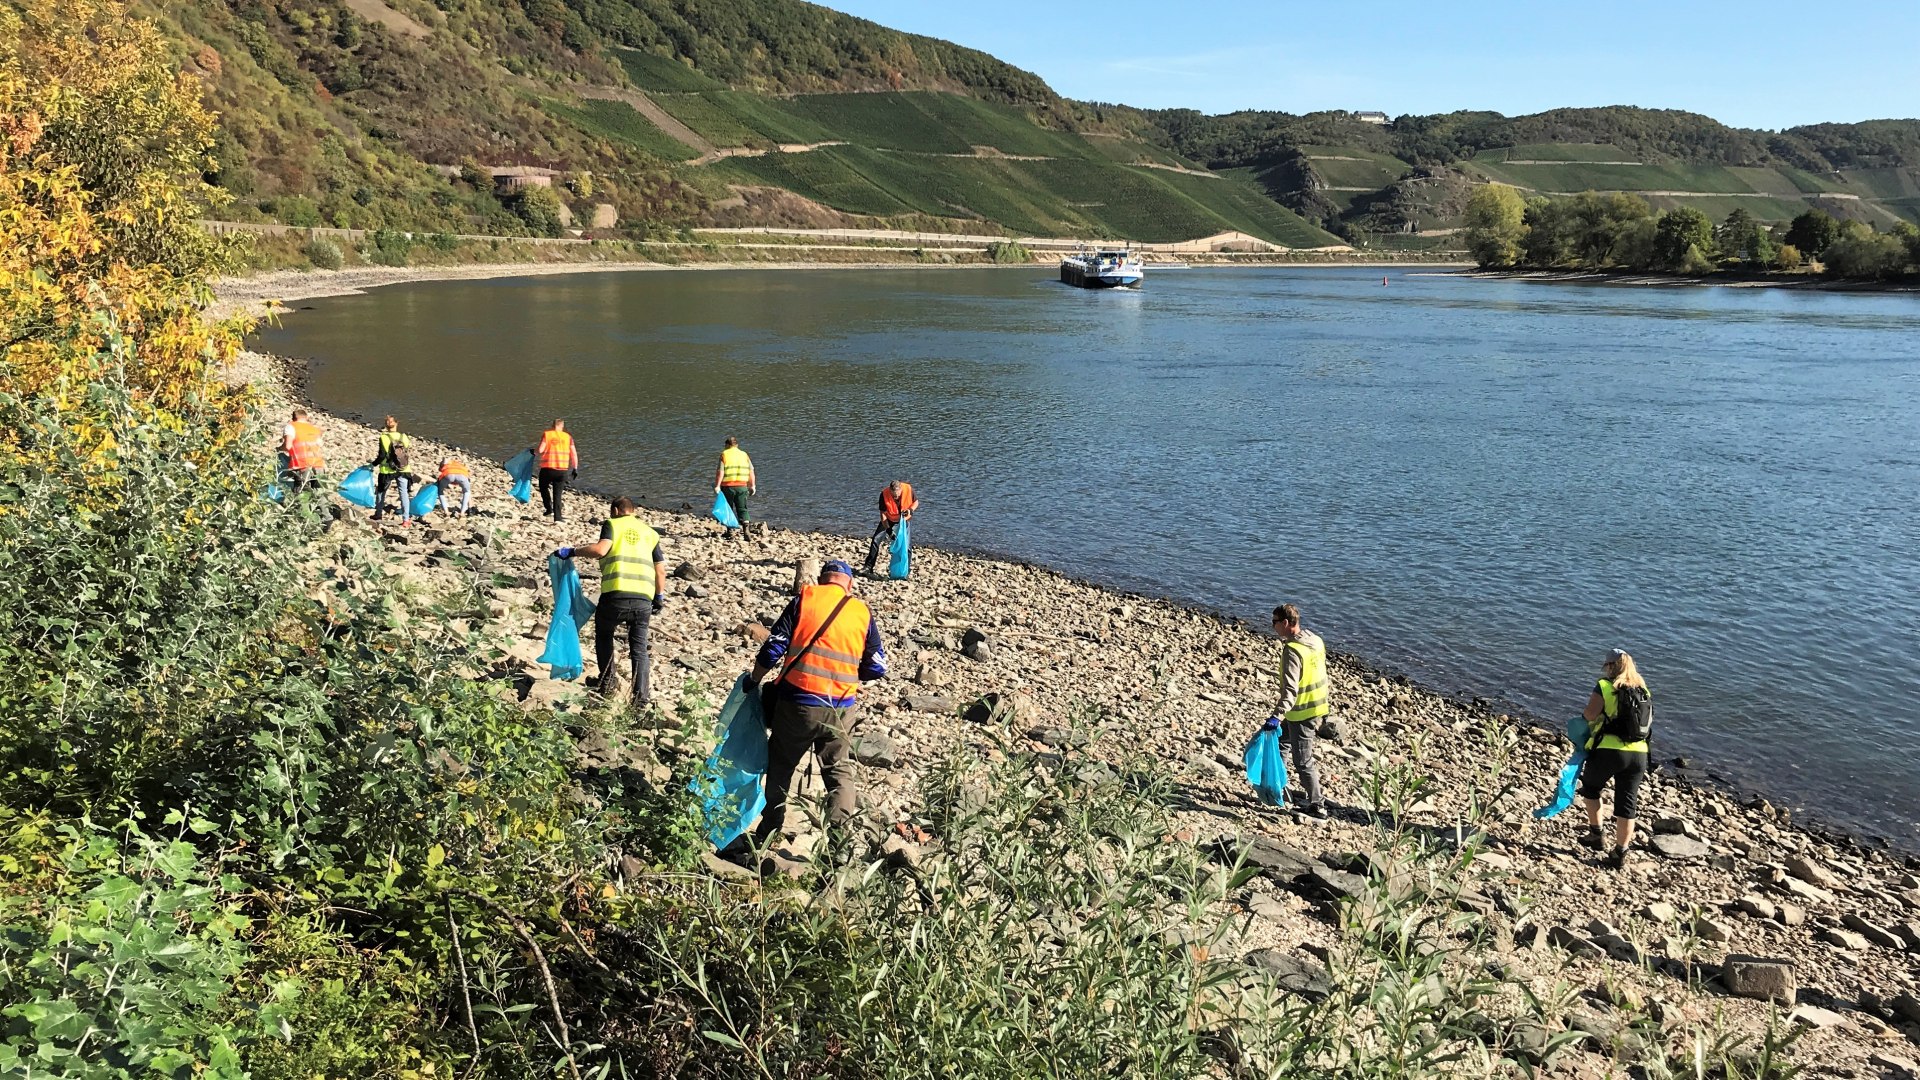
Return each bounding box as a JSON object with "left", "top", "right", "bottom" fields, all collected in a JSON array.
[{"left": 238, "top": 340, "right": 1920, "bottom": 1076}]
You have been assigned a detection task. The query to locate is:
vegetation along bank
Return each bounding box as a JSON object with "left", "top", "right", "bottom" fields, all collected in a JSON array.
[{"left": 7, "top": 2, "right": 1920, "bottom": 1077}]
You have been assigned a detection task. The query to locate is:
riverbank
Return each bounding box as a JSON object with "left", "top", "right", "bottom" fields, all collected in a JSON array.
[
  {"left": 1455, "top": 267, "right": 1920, "bottom": 292},
  {"left": 239, "top": 333, "right": 1920, "bottom": 1075}
]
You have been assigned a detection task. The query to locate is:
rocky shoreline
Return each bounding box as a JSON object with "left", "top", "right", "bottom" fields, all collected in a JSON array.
[
  {"left": 1454, "top": 268, "right": 1920, "bottom": 293},
  {"left": 237, "top": 338, "right": 1920, "bottom": 1076}
]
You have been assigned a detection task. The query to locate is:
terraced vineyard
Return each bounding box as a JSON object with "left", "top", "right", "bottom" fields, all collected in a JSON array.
[
  {"left": 613, "top": 47, "right": 726, "bottom": 92},
  {"left": 542, "top": 97, "right": 699, "bottom": 162}
]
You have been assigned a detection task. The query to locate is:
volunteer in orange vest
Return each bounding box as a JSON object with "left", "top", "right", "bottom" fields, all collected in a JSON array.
[
  {"left": 277, "top": 408, "right": 324, "bottom": 495},
  {"left": 862, "top": 480, "right": 920, "bottom": 575},
  {"left": 713, "top": 436, "right": 755, "bottom": 540},
  {"left": 747, "top": 559, "right": 887, "bottom": 848},
  {"left": 435, "top": 457, "right": 473, "bottom": 518},
  {"left": 532, "top": 419, "right": 578, "bottom": 523}
]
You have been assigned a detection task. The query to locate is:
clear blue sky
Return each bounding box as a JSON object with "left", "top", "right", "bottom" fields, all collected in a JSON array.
[{"left": 815, "top": 1, "right": 1919, "bottom": 129}]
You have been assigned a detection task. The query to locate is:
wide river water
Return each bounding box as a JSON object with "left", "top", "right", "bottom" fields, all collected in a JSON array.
[{"left": 257, "top": 266, "right": 1920, "bottom": 845}]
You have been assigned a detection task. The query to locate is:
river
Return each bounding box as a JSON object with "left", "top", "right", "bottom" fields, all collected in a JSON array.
[{"left": 255, "top": 265, "right": 1920, "bottom": 845}]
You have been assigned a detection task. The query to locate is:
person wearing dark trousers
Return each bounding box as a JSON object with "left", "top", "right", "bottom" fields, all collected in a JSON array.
[
  {"left": 862, "top": 480, "right": 920, "bottom": 575},
  {"left": 747, "top": 560, "right": 886, "bottom": 854},
  {"left": 534, "top": 419, "right": 579, "bottom": 523},
  {"left": 1257, "top": 603, "right": 1330, "bottom": 818},
  {"left": 714, "top": 436, "right": 755, "bottom": 539},
  {"left": 555, "top": 497, "right": 664, "bottom": 706},
  {"left": 1579, "top": 648, "right": 1654, "bottom": 869},
  {"left": 370, "top": 415, "right": 413, "bottom": 525}
]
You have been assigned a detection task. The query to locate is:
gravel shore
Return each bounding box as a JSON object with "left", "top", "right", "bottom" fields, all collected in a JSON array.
[{"left": 232, "top": 329, "right": 1920, "bottom": 1076}]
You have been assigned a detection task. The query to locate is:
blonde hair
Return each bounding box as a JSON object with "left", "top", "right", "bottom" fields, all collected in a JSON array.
[{"left": 1605, "top": 650, "right": 1646, "bottom": 690}]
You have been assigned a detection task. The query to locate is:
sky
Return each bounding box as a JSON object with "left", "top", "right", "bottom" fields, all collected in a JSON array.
[{"left": 814, "top": 1, "right": 1920, "bottom": 129}]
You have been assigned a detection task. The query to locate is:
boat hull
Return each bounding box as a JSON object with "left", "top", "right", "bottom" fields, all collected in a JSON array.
[{"left": 1059, "top": 262, "right": 1143, "bottom": 289}]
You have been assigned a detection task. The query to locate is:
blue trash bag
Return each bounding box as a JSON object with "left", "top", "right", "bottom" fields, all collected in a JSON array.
[
  {"left": 888, "top": 520, "right": 911, "bottom": 579},
  {"left": 1533, "top": 716, "right": 1593, "bottom": 820},
  {"left": 690, "top": 674, "right": 769, "bottom": 850},
  {"left": 1243, "top": 726, "right": 1290, "bottom": 806},
  {"left": 538, "top": 554, "right": 596, "bottom": 681},
  {"left": 409, "top": 481, "right": 441, "bottom": 518},
  {"left": 338, "top": 466, "right": 377, "bottom": 508},
  {"left": 265, "top": 481, "right": 286, "bottom": 504},
  {"left": 711, "top": 489, "right": 741, "bottom": 529},
  {"left": 505, "top": 449, "right": 536, "bottom": 504}
]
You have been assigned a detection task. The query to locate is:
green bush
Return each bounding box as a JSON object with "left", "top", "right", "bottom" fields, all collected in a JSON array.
[
  {"left": 303, "top": 235, "right": 344, "bottom": 269},
  {"left": 365, "top": 228, "right": 412, "bottom": 266}
]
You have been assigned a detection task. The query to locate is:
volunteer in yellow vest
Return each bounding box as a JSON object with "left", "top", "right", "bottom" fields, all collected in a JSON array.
[
  {"left": 862, "top": 480, "right": 920, "bottom": 575},
  {"left": 1579, "top": 649, "right": 1654, "bottom": 869},
  {"left": 533, "top": 420, "right": 579, "bottom": 523},
  {"left": 435, "top": 457, "right": 473, "bottom": 518},
  {"left": 713, "top": 436, "right": 756, "bottom": 540},
  {"left": 747, "top": 559, "right": 888, "bottom": 849},
  {"left": 556, "top": 497, "right": 665, "bottom": 706},
  {"left": 369, "top": 415, "right": 414, "bottom": 525},
  {"left": 277, "top": 408, "right": 324, "bottom": 495},
  {"left": 1257, "top": 603, "right": 1330, "bottom": 818}
]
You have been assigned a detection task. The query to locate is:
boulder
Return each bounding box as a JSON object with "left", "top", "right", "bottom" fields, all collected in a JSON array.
[
  {"left": 1302, "top": 864, "right": 1366, "bottom": 901},
  {"left": 1818, "top": 927, "right": 1869, "bottom": 952},
  {"left": 1894, "top": 919, "right": 1920, "bottom": 952},
  {"left": 671, "top": 561, "right": 705, "bottom": 581},
  {"left": 903, "top": 694, "right": 956, "bottom": 714},
  {"left": 1648, "top": 833, "right": 1710, "bottom": 860},
  {"left": 1692, "top": 917, "right": 1734, "bottom": 943},
  {"left": 1774, "top": 902, "right": 1807, "bottom": 926},
  {"left": 1778, "top": 875, "right": 1834, "bottom": 905},
  {"left": 961, "top": 629, "right": 992, "bottom": 662},
  {"left": 1840, "top": 912, "right": 1906, "bottom": 951},
  {"left": 1892, "top": 994, "right": 1920, "bottom": 1025},
  {"left": 1786, "top": 1005, "right": 1850, "bottom": 1031},
  {"left": 1316, "top": 718, "right": 1347, "bottom": 742},
  {"left": 1242, "top": 949, "right": 1333, "bottom": 1001},
  {"left": 1720, "top": 955, "right": 1796, "bottom": 1006},
  {"left": 1785, "top": 853, "right": 1840, "bottom": 891},
  {"left": 1213, "top": 835, "right": 1319, "bottom": 881},
  {"left": 1736, "top": 894, "right": 1778, "bottom": 921},
  {"left": 851, "top": 731, "right": 902, "bottom": 769},
  {"left": 1644, "top": 901, "right": 1679, "bottom": 924}
]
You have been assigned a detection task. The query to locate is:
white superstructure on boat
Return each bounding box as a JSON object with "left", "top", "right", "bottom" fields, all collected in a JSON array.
[{"left": 1059, "top": 247, "right": 1144, "bottom": 289}]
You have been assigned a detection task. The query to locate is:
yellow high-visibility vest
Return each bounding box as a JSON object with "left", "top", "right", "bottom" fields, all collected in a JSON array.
[
  {"left": 719, "top": 446, "right": 753, "bottom": 486},
  {"left": 1284, "top": 630, "right": 1330, "bottom": 724},
  {"left": 600, "top": 516, "right": 659, "bottom": 598}
]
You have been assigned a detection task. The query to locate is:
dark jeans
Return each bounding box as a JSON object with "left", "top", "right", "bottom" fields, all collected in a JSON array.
[
  {"left": 373, "top": 471, "right": 411, "bottom": 520},
  {"left": 1284, "top": 720, "right": 1322, "bottom": 809},
  {"left": 863, "top": 519, "right": 900, "bottom": 572},
  {"left": 1579, "top": 748, "right": 1648, "bottom": 820},
  {"left": 754, "top": 694, "right": 857, "bottom": 845},
  {"left": 593, "top": 595, "right": 651, "bottom": 703},
  {"left": 721, "top": 486, "right": 750, "bottom": 531},
  {"left": 538, "top": 468, "right": 569, "bottom": 520},
  {"left": 278, "top": 467, "right": 317, "bottom": 496}
]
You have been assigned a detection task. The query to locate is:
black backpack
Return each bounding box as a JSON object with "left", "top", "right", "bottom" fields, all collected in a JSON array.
[
  {"left": 384, "top": 435, "right": 410, "bottom": 471},
  {"left": 1606, "top": 684, "right": 1652, "bottom": 743}
]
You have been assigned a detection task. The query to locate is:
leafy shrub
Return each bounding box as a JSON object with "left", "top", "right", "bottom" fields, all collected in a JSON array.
[
  {"left": 366, "top": 227, "right": 412, "bottom": 266},
  {"left": 303, "top": 235, "right": 344, "bottom": 269},
  {"left": 986, "top": 239, "right": 1031, "bottom": 262}
]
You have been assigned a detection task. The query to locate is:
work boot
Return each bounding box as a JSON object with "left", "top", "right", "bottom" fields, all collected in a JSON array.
[
  {"left": 1605, "top": 846, "right": 1630, "bottom": 870},
  {"left": 1580, "top": 825, "right": 1605, "bottom": 851}
]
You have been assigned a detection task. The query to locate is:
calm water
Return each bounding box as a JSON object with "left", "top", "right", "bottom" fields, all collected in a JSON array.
[{"left": 257, "top": 267, "right": 1920, "bottom": 844}]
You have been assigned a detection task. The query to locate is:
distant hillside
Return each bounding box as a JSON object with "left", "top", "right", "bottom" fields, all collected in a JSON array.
[{"left": 1111, "top": 104, "right": 1920, "bottom": 239}]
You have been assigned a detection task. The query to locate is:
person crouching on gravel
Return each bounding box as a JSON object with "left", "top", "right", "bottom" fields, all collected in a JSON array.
[{"left": 1579, "top": 648, "right": 1654, "bottom": 868}]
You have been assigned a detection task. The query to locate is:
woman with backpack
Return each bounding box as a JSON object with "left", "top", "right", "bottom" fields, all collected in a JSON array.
[
  {"left": 370, "top": 415, "right": 414, "bottom": 525},
  {"left": 1579, "top": 648, "right": 1653, "bottom": 868}
]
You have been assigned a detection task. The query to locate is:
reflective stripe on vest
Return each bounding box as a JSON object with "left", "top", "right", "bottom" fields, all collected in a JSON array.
[
  {"left": 538, "top": 430, "right": 573, "bottom": 470},
  {"left": 720, "top": 447, "right": 752, "bottom": 486},
  {"left": 600, "top": 516, "right": 659, "bottom": 598},
  {"left": 1594, "top": 678, "right": 1650, "bottom": 753},
  {"left": 1284, "top": 632, "right": 1330, "bottom": 723},
  {"left": 286, "top": 421, "right": 323, "bottom": 470},
  {"left": 779, "top": 584, "right": 872, "bottom": 701}
]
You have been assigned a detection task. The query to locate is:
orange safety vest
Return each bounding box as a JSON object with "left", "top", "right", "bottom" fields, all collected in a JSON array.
[
  {"left": 779, "top": 584, "right": 873, "bottom": 702},
  {"left": 880, "top": 482, "right": 916, "bottom": 523},
  {"left": 285, "top": 420, "right": 323, "bottom": 470},
  {"left": 537, "top": 429, "right": 575, "bottom": 470},
  {"left": 438, "top": 460, "right": 470, "bottom": 480}
]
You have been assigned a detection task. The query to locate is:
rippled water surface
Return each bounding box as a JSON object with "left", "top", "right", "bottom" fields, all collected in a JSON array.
[{"left": 257, "top": 267, "right": 1920, "bottom": 843}]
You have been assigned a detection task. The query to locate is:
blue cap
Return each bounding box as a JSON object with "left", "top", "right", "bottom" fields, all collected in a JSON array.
[{"left": 821, "top": 559, "right": 854, "bottom": 580}]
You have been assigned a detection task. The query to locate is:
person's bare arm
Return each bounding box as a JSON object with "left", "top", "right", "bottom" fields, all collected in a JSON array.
[{"left": 1582, "top": 690, "right": 1604, "bottom": 724}]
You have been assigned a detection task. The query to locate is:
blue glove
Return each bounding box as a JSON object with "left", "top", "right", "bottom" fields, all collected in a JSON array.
[
  {"left": 554, "top": 546, "right": 573, "bottom": 559},
  {"left": 1259, "top": 716, "right": 1282, "bottom": 732}
]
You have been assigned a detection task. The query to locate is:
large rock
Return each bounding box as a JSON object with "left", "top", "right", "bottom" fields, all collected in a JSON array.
[
  {"left": 961, "top": 691, "right": 1029, "bottom": 726},
  {"left": 1894, "top": 919, "right": 1920, "bottom": 952},
  {"left": 672, "top": 560, "right": 705, "bottom": 581},
  {"left": 1213, "top": 835, "right": 1318, "bottom": 881},
  {"left": 851, "top": 731, "right": 902, "bottom": 768},
  {"left": 1648, "top": 833, "right": 1710, "bottom": 860},
  {"left": 903, "top": 693, "right": 956, "bottom": 714},
  {"left": 1778, "top": 875, "right": 1834, "bottom": 905},
  {"left": 1840, "top": 913, "right": 1906, "bottom": 951},
  {"left": 1820, "top": 927, "right": 1869, "bottom": 952},
  {"left": 1242, "top": 949, "right": 1332, "bottom": 1001},
  {"left": 1785, "top": 853, "right": 1840, "bottom": 891},
  {"left": 1720, "top": 955, "right": 1796, "bottom": 1005},
  {"left": 961, "top": 628, "right": 992, "bottom": 662}
]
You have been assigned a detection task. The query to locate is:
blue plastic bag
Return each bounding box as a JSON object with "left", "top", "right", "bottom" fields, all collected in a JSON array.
[
  {"left": 538, "top": 554, "right": 596, "bottom": 681},
  {"left": 338, "top": 466, "right": 377, "bottom": 508},
  {"left": 888, "top": 521, "right": 911, "bottom": 579},
  {"left": 1532, "top": 716, "right": 1593, "bottom": 820},
  {"left": 691, "top": 675, "right": 769, "bottom": 850},
  {"left": 409, "top": 482, "right": 441, "bottom": 517},
  {"left": 265, "top": 482, "right": 285, "bottom": 504},
  {"left": 1243, "top": 726, "right": 1290, "bottom": 806},
  {"left": 505, "top": 449, "right": 536, "bottom": 505},
  {"left": 711, "top": 489, "right": 741, "bottom": 529}
]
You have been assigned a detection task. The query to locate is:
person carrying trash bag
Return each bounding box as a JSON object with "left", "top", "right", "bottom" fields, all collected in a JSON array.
[
  {"left": 435, "top": 457, "right": 473, "bottom": 519},
  {"left": 713, "top": 436, "right": 755, "bottom": 540},
  {"left": 555, "top": 496, "right": 666, "bottom": 707},
  {"left": 745, "top": 559, "right": 886, "bottom": 856},
  {"left": 276, "top": 408, "right": 324, "bottom": 497},
  {"left": 1254, "top": 603, "right": 1330, "bottom": 818},
  {"left": 1578, "top": 649, "right": 1654, "bottom": 869},
  {"left": 533, "top": 419, "right": 579, "bottom": 523},
  {"left": 862, "top": 480, "right": 919, "bottom": 577},
  {"left": 369, "top": 415, "right": 415, "bottom": 525}
]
